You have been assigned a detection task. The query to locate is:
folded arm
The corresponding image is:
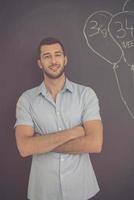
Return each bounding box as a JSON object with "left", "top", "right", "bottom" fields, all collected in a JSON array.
[
  {"left": 53, "top": 120, "right": 103, "bottom": 154},
  {"left": 15, "top": 125, "right": 85, "bottom": 157}
]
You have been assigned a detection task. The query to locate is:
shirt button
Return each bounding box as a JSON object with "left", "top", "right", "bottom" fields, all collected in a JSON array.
[{"left": 61, "top": 157, "right": 64, "bottom": 161}]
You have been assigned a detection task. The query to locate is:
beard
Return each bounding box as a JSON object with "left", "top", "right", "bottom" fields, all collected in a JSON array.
[{"left": 42, "top": 64, "right": 65, "bottom": 79}]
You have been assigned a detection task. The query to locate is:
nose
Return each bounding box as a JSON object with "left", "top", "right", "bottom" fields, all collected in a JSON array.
[{"left": 51, "top": 55, "right": 56, "bottom": 64}]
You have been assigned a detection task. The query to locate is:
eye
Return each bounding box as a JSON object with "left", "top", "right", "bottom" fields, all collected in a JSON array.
[
  {"left": 42, "top": 54, "right": 51, "bottom": 59},
  {"left": 45, "top": 55, "right": 50, "bottom": 58},
  {"left": 55, "top": 53, "right": 62, "bottom": 57}
]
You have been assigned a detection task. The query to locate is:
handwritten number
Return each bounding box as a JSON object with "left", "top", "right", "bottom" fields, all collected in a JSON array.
[
  {"left": 114, "top": 21, "right": 126, "bottom": 39},
  {"left": 125, "top": 19, "right": 134, "bottom": 38},
  {"left": 88, "top": 20, "right": 107, "bottom": 38},
  {"left": 88, "top": 20, "right": 99, "bottom": 37}
]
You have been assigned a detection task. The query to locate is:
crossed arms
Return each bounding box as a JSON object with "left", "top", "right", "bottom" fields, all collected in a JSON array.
[{"left": 15, "top": 120, "right": 103, "bottom": 157}]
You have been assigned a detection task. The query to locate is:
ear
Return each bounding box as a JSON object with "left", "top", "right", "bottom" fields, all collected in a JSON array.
[
  {"left": 37, "top": 59, "right": 42, "bottom": 69},
  {"left": 64, "top": 56, "right": 68, "bottom": 66}
]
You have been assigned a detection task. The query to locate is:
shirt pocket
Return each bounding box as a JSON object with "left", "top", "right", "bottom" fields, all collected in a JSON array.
[
  {"left": 61, "top": 105, "right": 82, "bottom": 128},
  {"left": 30, "top": 101, "right": 58, "bottom": 134}
]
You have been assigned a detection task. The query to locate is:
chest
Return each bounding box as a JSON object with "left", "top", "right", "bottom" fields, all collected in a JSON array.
[{"left": 30, "top": 92, "right": 83, "bottom": 133}]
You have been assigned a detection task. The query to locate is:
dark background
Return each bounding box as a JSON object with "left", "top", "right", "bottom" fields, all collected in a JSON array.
[{"left": 0, "top": 0, "right": 134, "bottom": 199}]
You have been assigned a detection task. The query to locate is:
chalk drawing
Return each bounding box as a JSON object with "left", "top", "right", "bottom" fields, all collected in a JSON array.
[
  {"left": 83, "top": 0, "right": 134, "bottom": 119},
  {"left": 109, "top": 11, "right": 134, "bottom": 67},
  {"left": 122, "top": 0, "right": 134, "bottom": 12},
  {"left": 83, "top": 11, "right": 122, "bottom": 65}
]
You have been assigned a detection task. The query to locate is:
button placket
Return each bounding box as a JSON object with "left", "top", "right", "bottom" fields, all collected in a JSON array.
[{"left": 55, "top": 93, "right": 62, "bottom": 131}]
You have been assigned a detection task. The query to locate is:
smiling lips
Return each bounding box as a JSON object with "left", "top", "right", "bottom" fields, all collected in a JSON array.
[{"left": 49, "top": 65, "right": 60, "bottom": 72}]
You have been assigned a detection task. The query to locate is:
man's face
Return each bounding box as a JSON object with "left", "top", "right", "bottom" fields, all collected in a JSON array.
[{"left": 38, "top": 43, "right": 67, "bottom": 79}]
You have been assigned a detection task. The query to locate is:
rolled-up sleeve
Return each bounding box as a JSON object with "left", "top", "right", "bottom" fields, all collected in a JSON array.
[
  {"left": 82, "top": 88, "right": 101, "bottom": 122},
  {"left": 14, "top": 94, "right": 34, "bottom": 128}
]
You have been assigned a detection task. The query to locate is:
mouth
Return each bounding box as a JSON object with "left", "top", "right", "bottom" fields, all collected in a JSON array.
[{"left": 49, "top": 65, "right": 60, "bottom": 72}]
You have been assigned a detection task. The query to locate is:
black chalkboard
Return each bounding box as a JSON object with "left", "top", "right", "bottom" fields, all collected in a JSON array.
[{"left": 0, "top": 0, "right": 134, "bottom": 200}]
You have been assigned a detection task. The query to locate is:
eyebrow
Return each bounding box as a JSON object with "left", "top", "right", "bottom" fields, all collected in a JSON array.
[
  {"left": 55, "top": 51, "right": 63, "bottom": 54},
  {"left": 42, "top": 53, "right": 50, "bottom": 56},
  {"left": 42, "top": 51, "right": 63, "bottom": 56}
]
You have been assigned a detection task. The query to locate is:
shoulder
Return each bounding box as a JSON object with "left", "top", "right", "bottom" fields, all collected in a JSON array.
[
  {"left": 17, "top": 84, "right": 40, "bottom": 104},
  {"left": 69, "top": 80, "right": 97, "bottom": 97}
]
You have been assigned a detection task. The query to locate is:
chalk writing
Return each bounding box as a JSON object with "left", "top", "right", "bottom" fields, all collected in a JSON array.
[
  {"left": 122, "top": 40, "right": 134, "bottom": 48},
  {"left": 109, "top": 12, "right": 134, "bottom": 66},
  {"left": 87, "top": 20, "right": 108, "bottom": 38},
  {"left": 83, "top": 10, "right": 122, "bottom": 65},
  {"left": 83, "top": 0, "right": 134, "bottom": 119}
]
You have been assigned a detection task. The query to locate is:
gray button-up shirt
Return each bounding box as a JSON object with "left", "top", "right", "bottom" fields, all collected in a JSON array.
[{"left": 15, "top": 79, "right": 101, "bottom": 200}]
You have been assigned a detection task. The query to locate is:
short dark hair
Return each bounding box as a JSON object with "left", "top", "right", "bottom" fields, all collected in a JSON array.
[{"left": 38, "top": 37, "right": 65, "bottom": 58}]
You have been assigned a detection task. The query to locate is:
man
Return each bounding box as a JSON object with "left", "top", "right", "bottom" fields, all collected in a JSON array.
[{"left": 15, "top": 37, "right": 103, "bottom": 200}]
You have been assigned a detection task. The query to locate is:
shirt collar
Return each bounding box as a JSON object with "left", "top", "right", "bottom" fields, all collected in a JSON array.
[
  {"left": 62, "top": 78, "right": 73, "bottom": 93},
  {"left": 36, "top": 78, "right": 73, "bottom": 96}
]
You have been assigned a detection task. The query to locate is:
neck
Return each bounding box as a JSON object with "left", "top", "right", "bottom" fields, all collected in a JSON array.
[{"left": 44, "top": 74, "right": 66, "bottom": 98}]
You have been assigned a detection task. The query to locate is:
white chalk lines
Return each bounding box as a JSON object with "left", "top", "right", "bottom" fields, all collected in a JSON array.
[{"left": 83, "top": 0, "right": 134, "bottom": 119}]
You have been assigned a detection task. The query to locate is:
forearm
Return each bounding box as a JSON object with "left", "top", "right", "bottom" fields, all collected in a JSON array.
[
  {"left": 18, "top": 126, "right": 84, "bottom": 157},
  {"left": 54, "top": 134, "right": 102, "bottom": 154}
]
